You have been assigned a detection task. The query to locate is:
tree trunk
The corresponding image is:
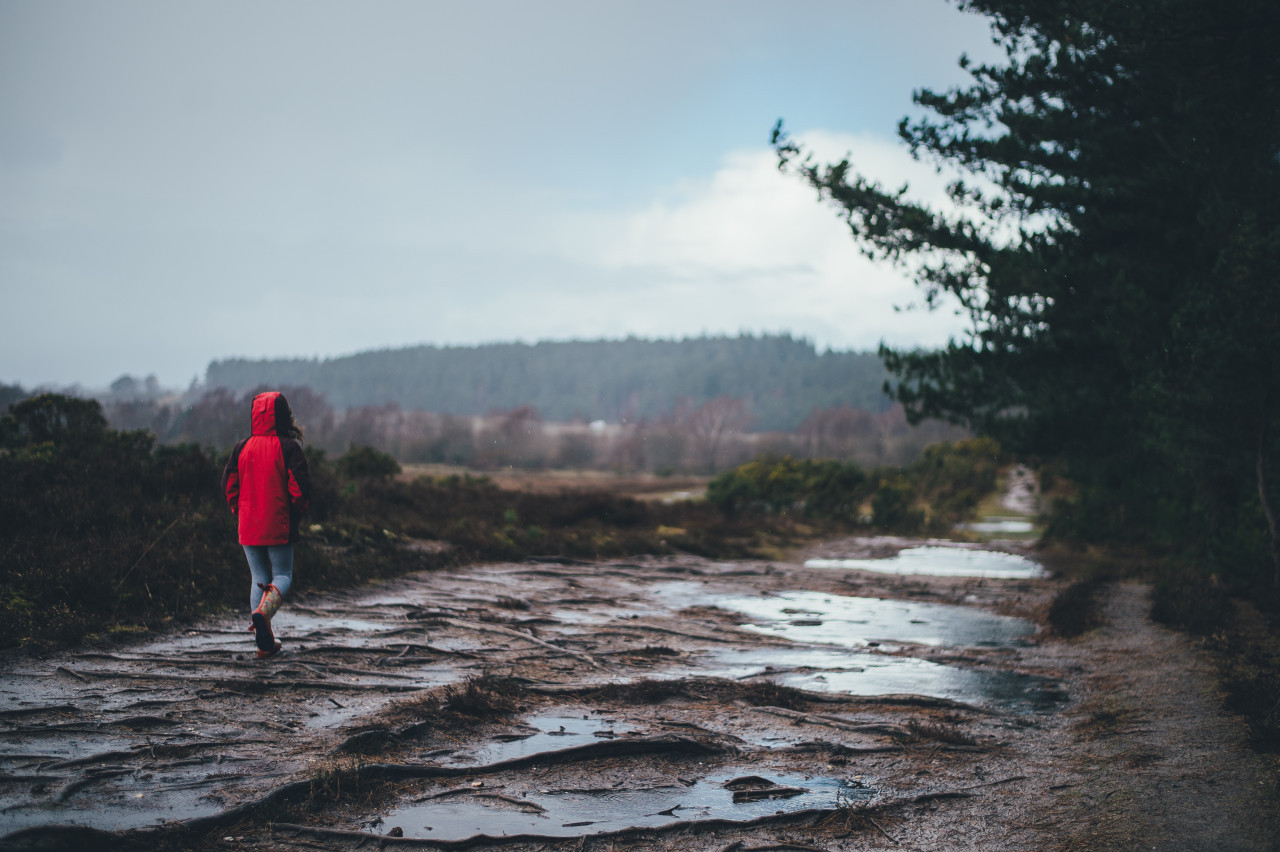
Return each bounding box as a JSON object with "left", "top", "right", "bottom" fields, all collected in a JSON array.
[{"left": 1257, "top": 426, "right": 1280, "bottom": 588}]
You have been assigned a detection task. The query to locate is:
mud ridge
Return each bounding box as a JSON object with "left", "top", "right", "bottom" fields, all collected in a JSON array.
[
  {"left": 266, "top": 807, "right": 839, "bottom": 851},
  {"left": 2, "top": 543, "right": 1275, "bottom": 849}
]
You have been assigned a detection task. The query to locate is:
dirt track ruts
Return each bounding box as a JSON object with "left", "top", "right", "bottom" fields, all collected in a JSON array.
[{"left": 0, "top": 540, "right": 1276, "bottom": 851}]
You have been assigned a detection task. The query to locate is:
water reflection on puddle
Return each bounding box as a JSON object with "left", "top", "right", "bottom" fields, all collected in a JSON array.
[
  {"left": 720, "top": 590, "right": 1034, "bottom": 648},
  {"left": 382, "top": 768, "right": 870, "bottom": 840},
  {"left": 444, "top": 714, "right": 638, "bottom": 766},
  {"left": 644, "top": 645, "right": 1061, "bottom": 713},
  {"left": 551, "top": 607, "right": 661, "bottom": 626},
  {"left": 805, "top": 547, "right": 1045, "bottom": 579},
  {"left": 693, "top": 648, "right": 1059, "bottom": 712},
  {"left": 0, "top": 795, "right": 228, "bottom": 835},
  {"left": 780, "top": 666, "right": 1059, "bottom": 711},
  {"left": 957, "top": 519, "right": 1036, "bottom": 534},
  {"left": 270, "top": 612, "right": 400, "bottom": 636}
]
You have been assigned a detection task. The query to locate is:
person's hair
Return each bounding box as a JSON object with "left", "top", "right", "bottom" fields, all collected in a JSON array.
[{"left": 274, "top": 394, "right": 305, "bottom": 442}]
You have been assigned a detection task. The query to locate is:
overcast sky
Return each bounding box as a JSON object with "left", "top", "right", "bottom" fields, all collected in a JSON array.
[{"left": 1, "top": 0, "right": 1000, "bottom": 389}]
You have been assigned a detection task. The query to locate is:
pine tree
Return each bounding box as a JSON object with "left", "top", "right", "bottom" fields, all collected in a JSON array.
[{"left": 775, "top": 0, "right": 1280, "bottom": 584}]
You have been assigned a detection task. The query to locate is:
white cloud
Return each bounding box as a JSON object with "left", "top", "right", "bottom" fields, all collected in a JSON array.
[{"left": 551, "top": 130, "right": 972, "bottom": 351}]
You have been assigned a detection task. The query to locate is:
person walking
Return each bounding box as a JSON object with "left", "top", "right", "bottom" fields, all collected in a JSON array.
[{"left": 221, "top": 391, "right": 312, "bottom": 658}]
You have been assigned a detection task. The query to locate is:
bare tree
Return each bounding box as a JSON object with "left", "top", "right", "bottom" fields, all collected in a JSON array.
[{"left": 688, "top": 397, "right": 751, "bottom": 473}]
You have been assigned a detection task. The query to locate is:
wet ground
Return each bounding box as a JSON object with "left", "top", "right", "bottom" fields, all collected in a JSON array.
[{"left": 1, "top": 533, "right": 1276, "bottom": 850}]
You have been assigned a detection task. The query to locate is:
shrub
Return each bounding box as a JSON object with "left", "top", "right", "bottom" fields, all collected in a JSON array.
[
  {"left": 706, "top": 455, "right": 869, "bottom": 519},
  {"left": 335, "top": 444, "right": 402, "bottom": 480},
  {"left": 870, "top": 476, "right": 923, "bottom": 532},
  {"left": 906, "top": 436, "right": 1004, "bottom": 523}
]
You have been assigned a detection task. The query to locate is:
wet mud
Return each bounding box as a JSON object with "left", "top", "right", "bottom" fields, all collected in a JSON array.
[{"left": 1, "top": 537, "right": 1275, "bottom": 850}]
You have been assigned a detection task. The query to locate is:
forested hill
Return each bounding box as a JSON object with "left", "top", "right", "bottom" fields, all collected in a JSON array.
[{"left": 205, "top": 336, "right": 891, "bottom": 431}]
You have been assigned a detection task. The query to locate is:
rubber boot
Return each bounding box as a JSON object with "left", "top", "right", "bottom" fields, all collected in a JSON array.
[{"left": 251, "top": 582, "right": 284, "bottom": 657}]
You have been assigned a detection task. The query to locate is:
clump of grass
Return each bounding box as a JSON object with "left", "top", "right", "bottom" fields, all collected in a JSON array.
[
  {"left": 823, "top": 785, "right": 891, "bottom": 836},
  {"left": 440, "top": 674, "right": 523, "bottom": 720},
  {"left": 899, "top": 719, "right": 977, "bottom": 746},
  {"left": 1209, "top": 601, "right": 1280, "bottom": 752},
  {"left": 1151, "top": 573, "right": 1231, "bottom": 635},
  {"left": 583, "top": 677, "right": 810, "bottom": 709},
  {"left": 1075, "top": 704, "right": 1138, "bottom": 738},
  {"left": 307, "top": 755, "right": 372, "bottom": 809},
  {"left": 627, "top": 645, "right": 680, "bottom": 658},
  {"left": 584, "top": 679, "right": 685, "bottom": 704},
  {"left": 732, "top": 680, "right": 808, "bottom": 710},
  {"left": 377, "top": 675, "right": 528, "bottom": 738},
  {"left": 1049, "top": 579, "right": 1103, "bottom": 637},
  {"left": 1049, "top": 566, "right": 1117, "bottom": 638}
]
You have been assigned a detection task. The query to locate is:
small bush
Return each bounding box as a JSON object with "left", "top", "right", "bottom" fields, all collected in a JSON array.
[
  {"left": 335, "top": 444, "right": 402, "bottom": 480},
  {"left": 870, "top": 476, "right": 923, "bottom": 532},
  {"left": 905, "top": 436, "right": 1004, "bottom": 530},
  {"left": 708, "top": 438, "right": 1005, "bottom": 533},
  {"left": 1151, "top": 574, "right": 1231, "bottom": 635},
  {"left": 1049, "top": 575, "right": 1110, "bottom": 638},
  {"left": 707, "top": 455, "right": 869, "bottom": 519}
]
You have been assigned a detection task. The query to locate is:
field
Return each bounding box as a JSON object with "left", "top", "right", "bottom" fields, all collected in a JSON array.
[{"left": 398, "top": 465, "right": 710, "bottom": 502}]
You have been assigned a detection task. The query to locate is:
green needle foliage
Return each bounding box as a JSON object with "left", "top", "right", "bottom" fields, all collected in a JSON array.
[{"left": 775, "top": 0, "right": 1280, "bottom": 589}]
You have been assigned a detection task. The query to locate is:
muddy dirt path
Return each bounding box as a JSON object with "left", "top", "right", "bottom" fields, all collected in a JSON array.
[{"left": 1, "top": 539, "right": 1275, "bottom": 850}]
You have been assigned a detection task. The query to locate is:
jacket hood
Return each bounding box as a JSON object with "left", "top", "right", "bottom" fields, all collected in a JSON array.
[{"left": 251, "top": 392, "right": 280, "bottom": 437}]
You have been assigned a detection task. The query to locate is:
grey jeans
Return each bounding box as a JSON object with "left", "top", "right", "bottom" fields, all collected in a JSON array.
[{"left": 242, "top": 544, "right": 293, "bottom": 612}]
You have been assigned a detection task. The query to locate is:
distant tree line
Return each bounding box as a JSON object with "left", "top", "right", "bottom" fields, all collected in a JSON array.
[
  {"left": 93, "top": 384, "right": 963, "bottom": 474},
  {"left": 1, "top": 336, "right": 959, "bottom": 474},
  {"left": 204, "top": 335, "right": 892, "bottom": 432}
]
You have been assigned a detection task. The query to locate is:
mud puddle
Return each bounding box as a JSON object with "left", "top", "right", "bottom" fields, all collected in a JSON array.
[
  {"left": 439, "top": 713, "right": 640, "bottom": 766},
  {"left": 380, "top": 768, "right": 870, "bottom": 841},
  {"left": 655, "top": 582, "right": 1035, "bottom": 647},
  {"left": 955, "top": 518, "right": 1036, "bottom": 535},
  {"left": 686, "top": 647, "right": 1062, "bottom": 713},
  {"left": 805, "top": 545, "right": 1045, "bottom": 579}
]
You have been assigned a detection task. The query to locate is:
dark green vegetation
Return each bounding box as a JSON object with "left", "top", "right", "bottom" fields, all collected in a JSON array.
[
  {"left": 775, "top": 0, "right": 1280, "bottom": 593},
  {"left": 1047, "top": 565, "right": 1115, "bottom": 639},
  {"left": 205, "top": 334, "right": 891, "bottom": 431},
  {"left": 707, "top": 437, "right": 1002, "bottom": 533}
]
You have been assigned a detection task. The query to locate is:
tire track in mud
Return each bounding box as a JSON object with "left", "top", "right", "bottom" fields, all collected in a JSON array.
[{"left": 8, "top": 542, "right": 1257, "bottom": 850}]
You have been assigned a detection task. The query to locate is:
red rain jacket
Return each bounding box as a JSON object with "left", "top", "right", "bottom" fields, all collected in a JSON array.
[{"left": 221, "top": 392, "right": 312, "bottom": 546}]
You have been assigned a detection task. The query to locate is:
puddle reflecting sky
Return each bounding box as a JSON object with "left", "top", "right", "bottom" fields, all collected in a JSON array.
[
  {"left": 957, "top": 520, "right": 1036, "bottom": 534},
  {"left": 550, "top": 607, "right": 661, "bottom": 626},
  {"left": 805, "top": 546, "right": 1045, "bottom": 579},
  {"left": 270, "top": 611, "right": 401, "bottom": 636},
  {"left": 0, "top": 769, "right": 237, "bottom": 834},
  {"left": 778, "top": 665, "right": 1060, "bottom": 712},
  {"left": 444, "top": 714, "right": 638, "bottom": 766},
  {"left": 382, "top": 768, "right": 871, "bottom": 840},
  {"left": 718, "top": 590, "right": 1034, "bottom": 648},
  {"left": 663, "top": 647, "right": 1061, "bottom": 713}
]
